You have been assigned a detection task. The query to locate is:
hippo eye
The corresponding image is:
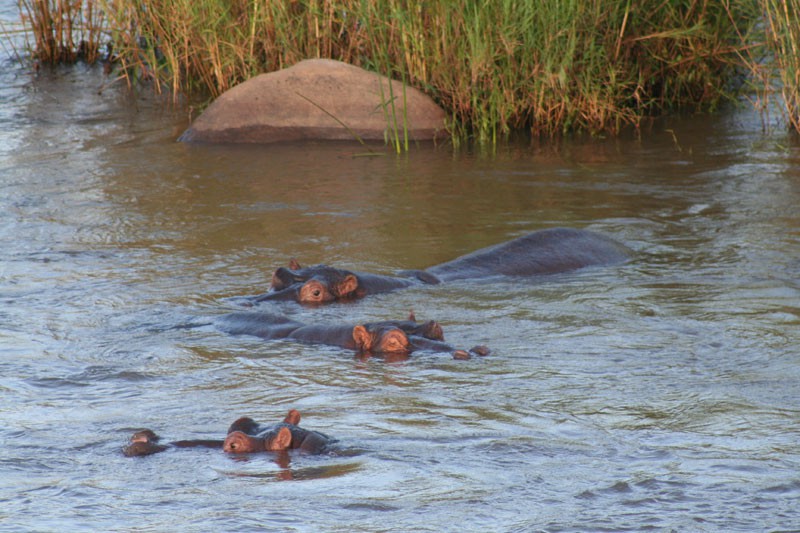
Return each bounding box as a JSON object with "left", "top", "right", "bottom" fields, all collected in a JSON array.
[{"left": 300, "top": 280, "right": 330, "bottom": 303}]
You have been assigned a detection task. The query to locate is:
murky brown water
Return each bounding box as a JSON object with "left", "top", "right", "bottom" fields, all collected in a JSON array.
[{"left": 2, "top": 8, "right": 800, "bottom": 531}]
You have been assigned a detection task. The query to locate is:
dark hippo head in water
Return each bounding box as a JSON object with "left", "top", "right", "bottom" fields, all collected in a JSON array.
[
  {"left": 223, "top": 410, "right": 334, "bottom": 455},
  {"left": 352, "top": 318, "right": 486, "bottom": 360},
  {"left": 260, "top": 259, "right": 421, "bottom": 305},
  {"left": 269, "top": 259, "right": 361, "bottom": 303}
]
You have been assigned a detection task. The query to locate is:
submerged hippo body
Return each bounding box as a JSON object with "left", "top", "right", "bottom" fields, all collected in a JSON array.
[
  {"left": 423, "top": 227, "right": 630, "bottom": 281},
  {"left": 123, "top": 410, "right": 333, "bottom": 457},
  {"left": 255, "top": 227, "right": 630, "bottom": 304},
  {"left": 215, "top": 311, "right": 488, "bottom": 360}
]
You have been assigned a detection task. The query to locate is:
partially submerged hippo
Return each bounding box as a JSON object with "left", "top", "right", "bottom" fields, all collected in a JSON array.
[
  {"left": 253, "top": 227, "right": 631, "bottom": 305},
  {"left": 123, "top": 410, "right": 333, "bottom": 457},
  {"left": 215, "top": 311, "right": 489, "bottom": 360}
]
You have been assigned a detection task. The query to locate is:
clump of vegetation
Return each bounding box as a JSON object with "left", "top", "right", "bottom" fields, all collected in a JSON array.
[
  {"left": 97, "top": 0, "right": 761, "bottom": 140},
  {"left": 12, "top": 0, "right": 800, "bottom": 139},
  {"left": 19, "top": 0, "right": 105, "bottom": 64}
]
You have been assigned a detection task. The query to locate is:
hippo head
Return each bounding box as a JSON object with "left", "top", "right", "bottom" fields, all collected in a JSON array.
[
  {"left": 270, "top": 260, "right": 359, "bottom": 304},
  {"left": 123, "top": 429, "right": 167, "bottom": 457},
  {"left": 352, "top": 324, "right": 411, "bottom": 356},
  {"left": 223, "top": 427, "right": 293, "bottom": 453},
  {"left": 364, "top": 312, "right": 444, "bottom": 343}
]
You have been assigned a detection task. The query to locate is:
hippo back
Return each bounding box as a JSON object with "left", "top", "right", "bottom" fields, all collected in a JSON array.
[
  {"left": 424, "top": 227, "right": 631, "bottom": 281},
  {"left": 215, "top": 311, "right": 303, "bottom": 339}
]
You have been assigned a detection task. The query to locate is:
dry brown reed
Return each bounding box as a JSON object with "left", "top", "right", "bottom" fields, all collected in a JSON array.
[{"left": 19, "top": 0, "right": 105, "bottom": 64}]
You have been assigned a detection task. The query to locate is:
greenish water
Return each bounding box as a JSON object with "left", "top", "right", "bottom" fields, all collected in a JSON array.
[{"left": 1, "top": 21, "right": 799, "bottom": 533}]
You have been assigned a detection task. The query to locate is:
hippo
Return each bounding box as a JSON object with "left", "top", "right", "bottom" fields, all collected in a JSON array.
[
  {"left": 252, "top": 227, "right": 631, "bottom": 305},
  {"left": 215, "top": 311, "right": 489, "bottom": 360},
  {"left": 123, "top": 410, "right": 334, "bottom": 457}
]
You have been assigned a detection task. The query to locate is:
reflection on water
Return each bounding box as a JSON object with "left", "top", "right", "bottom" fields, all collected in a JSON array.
[
  {"left": 219, "top": 457, "right": 364, "bottom": 482},
  {"left": 1, "top": 28, "right": 800, "bottom": 532}
]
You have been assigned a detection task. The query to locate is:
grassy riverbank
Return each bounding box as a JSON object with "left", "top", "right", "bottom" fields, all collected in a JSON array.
[{"left": 15, "top": 0, "right": 800, "bottom": 139}]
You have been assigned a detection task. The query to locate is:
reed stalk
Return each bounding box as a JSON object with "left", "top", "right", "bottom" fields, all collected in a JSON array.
[
  {"left": 18, "top": 0, "right": 105, "bottom": 64},
  {"left": 762, "top": 0, "right": 800, "bottom": 131}
]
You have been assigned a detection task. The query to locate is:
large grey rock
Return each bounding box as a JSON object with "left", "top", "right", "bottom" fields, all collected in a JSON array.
[{"left": 179, "top": 59, "right": 447, "bottom": 144}]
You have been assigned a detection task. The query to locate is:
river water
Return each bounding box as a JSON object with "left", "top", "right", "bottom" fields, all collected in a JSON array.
[{"left": 1, "top": 10, "right": 799, "bottom": 533}]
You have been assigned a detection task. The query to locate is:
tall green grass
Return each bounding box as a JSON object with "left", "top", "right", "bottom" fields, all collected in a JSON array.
[{"left": 16, "top": 0, "right": 798, "bottom": 139}]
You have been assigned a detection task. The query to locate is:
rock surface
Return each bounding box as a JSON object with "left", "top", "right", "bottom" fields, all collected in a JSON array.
[{"left": 179, "top": 59, "right": 447, "bottom": 144}]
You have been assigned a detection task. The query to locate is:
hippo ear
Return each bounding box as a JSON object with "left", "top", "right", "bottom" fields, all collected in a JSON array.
[
  {"left": 266, "top": 427, "right": 293, "bottom": 451},
  {"left": 130, "top": 429, "right": 160, "bottom": 444},
  {"left": 284, "top": 409, "right": 301, "bottom": 425},
  {"left": 335, "top": 274, "right": 359, "bottom": 297},
  {"left": 421, "top": 320, "right": 444, "bottom": 341},
  {"left": 227, "top": 416, "right": 259, "bottom": 435},
  {"left": 271, "top": 267, "right": 295, "bottom": 290},
  {"left": 288, "top": 258, "right": 302, "bottom": 270},
  {"left": 352, "top": 325, "right": 372, "bottom": 352}
]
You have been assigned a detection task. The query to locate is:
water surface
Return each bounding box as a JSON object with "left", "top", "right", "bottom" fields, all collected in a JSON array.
[{"left": 1, "top": 14, "right": 799, "bottom": 532}]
